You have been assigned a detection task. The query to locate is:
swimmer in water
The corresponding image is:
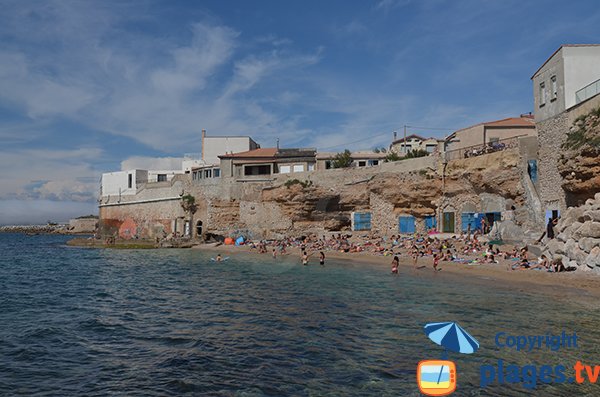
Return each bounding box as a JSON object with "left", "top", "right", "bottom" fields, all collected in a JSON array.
[{"left": 391, "top": 256, "right": 399, "bottom": 275}]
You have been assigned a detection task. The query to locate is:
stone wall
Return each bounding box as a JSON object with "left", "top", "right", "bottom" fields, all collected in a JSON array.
[{"left": 537, "top": 112, "right": 568, "bottom": 213}]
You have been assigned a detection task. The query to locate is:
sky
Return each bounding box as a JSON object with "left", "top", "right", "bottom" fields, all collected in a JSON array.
[{"left": 0, "top": 0, "right": 599, "bottom": 224}]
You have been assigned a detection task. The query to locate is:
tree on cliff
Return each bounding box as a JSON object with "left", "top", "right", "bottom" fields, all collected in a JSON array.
[
  {"left": 181, "top": 194, "right": 198, "bottom": 238},
  {"left": 332, "top": 149, "right": 353, "bottom": 168}
]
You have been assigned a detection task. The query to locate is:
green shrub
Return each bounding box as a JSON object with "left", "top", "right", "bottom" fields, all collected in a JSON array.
[{"left": 331, "top": 149, "right": 353, "bottom": 168}]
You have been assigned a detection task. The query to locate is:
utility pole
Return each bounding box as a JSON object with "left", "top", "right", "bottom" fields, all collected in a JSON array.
[{"left": 403, "top": 125, "right": 407, "bottom": 154}]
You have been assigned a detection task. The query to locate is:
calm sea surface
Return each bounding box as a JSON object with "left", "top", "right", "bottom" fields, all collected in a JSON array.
[{"left": 1, "top": 233, "right": 599, "bottom": 396}]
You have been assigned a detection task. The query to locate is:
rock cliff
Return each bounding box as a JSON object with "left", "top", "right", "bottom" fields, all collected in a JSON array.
[{"left": 559, "top": 106, "right": 600, "bottom": 206}]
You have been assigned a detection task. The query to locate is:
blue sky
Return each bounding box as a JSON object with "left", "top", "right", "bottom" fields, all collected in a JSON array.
[{"left": 0, "top": 0, "right": 599, "bottom": 224}]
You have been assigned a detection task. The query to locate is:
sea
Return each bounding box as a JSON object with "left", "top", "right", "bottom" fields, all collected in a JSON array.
[{"left": 1, "top": 233, "right": 599, "bottom": 396}]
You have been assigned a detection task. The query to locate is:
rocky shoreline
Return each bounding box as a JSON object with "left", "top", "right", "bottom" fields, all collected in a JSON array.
[{"left": 0, "top": 224, "right": 90, "bottom": 235}]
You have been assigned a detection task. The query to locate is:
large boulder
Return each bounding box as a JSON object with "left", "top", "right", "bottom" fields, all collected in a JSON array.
[
  {"left": 573, "top": 221, "right": 600, "bottom": 239},
  {"left": 546, "top": 239, "right": 566, "bottom": 255},
  {"left": 579, "top": 237, "right": 600, "bottom": 253},
  {"left": 557, "top": 208, "right": 585, "bottom": 232},
  {"left": 585, "top": 247, "right": 600, "bottom": 269},
  {"left": 565, "top": 243, "right": 588, "bottom": 265},
  {"left": 583, "top": 210, "right": 600, "bottom": 223}
]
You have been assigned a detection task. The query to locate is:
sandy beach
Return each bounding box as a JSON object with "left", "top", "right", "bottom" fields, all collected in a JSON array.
[{"left": 193, "top": 242, "right": 600, "bottom": 306}]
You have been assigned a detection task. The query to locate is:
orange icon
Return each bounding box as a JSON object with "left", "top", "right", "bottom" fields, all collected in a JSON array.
[{"left": 417, "top": 360, "right": 457, "bottom": 396}]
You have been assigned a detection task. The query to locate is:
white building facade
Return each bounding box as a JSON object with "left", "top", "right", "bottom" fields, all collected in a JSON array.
[{"left": 532, "top": 44, "right": 600, "bottom": 122}]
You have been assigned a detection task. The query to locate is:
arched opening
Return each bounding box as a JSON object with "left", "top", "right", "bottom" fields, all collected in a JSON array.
[{"left": 196, "top": 220, "right": 203, "bottom": 237}]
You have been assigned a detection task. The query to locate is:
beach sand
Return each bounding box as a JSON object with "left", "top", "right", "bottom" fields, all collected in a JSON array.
[{"left": 194, "top": 243, "right": 600, "bottom": 307}]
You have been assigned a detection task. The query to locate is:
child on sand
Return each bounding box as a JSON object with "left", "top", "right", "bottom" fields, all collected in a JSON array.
[
  {"left": 391, "top": 256, "right": 399, "bottom": 274},
  {"left": 433, "top": 253, "right": 440, "bottom": 272}
]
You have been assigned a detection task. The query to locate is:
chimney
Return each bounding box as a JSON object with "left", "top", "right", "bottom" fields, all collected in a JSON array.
[
  {"left": 393, "top": 131, "right": 397, "bottom": 140},
  {"left": 201, "top": 129, "right": 206, "bottom": 160},
  {"left": 276, "top": 138, "right": 280, "bottom": 150}
]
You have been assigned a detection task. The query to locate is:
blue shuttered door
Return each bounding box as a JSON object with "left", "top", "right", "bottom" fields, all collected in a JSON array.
[
  {"left": 461, "top": 213, "right": 482, "bottom": 232},
  {"left": 425, "top": 215, "right": 437, "bottom": 231},
  {"left": 353, "top": 212, "right": 372, "bottom": 231},
  {"left": 398, "top": 216, "right": 416, "bottom": 234}
]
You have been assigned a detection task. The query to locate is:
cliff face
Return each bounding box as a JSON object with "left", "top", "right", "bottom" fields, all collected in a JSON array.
[
  {"left": 444, "top": 151, "right": 524, "bottom": 205},
  {"left": 559, "top": 107, "right": 600, "bottom": 206},
  {"left": 223, "top": 149, "right": 528, "bottom": 237}
]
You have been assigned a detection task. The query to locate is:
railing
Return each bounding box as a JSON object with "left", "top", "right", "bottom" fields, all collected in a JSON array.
[
  {"left": 576, "top": 78, "right": 600, "bottom": 104},
  {"left": 444, "top": 135, "right": 524, "bottom": 162}
]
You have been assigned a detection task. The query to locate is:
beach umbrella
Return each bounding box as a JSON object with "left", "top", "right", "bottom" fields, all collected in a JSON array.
[{"left": 424, "top": 322, "right": 479, "bottom": 355}]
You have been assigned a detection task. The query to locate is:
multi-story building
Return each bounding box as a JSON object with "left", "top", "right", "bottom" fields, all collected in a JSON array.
[
  {"left": 532, "top": 44, "right": 600, "bottom": 122},
  {"left": 389, "top": 134, "right": 442, "bottom": 155},
  {"left": 533, "top": 44, "right": 600, "bottom": 222}
]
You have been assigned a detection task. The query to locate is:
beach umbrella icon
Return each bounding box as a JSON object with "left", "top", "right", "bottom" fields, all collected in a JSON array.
[{"left": 424, "top": 322, "right": 479, "bottom": 356}]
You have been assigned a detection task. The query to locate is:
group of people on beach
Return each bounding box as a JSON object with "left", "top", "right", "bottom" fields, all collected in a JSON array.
[{"left": 239, "top": 229, "right": 571, "bottom": 274}]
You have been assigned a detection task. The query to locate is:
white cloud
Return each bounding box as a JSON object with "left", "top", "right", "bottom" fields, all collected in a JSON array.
[{"left": 0, "top": 148, "right": 103, "bottom": 202}]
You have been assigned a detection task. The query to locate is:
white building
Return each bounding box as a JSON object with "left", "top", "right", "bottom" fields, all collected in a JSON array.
[
  {"left": 532, "top": 44, "right": 600, "bottom": 122},
  {"left": 201, "top": 130, "right": 260, "bottom": 165},
  {"left": 101, "top": 169, "right": 148, "bottom": 197},
  {"left": 389, "top": 134, "right": 442, "bottom": 155}
]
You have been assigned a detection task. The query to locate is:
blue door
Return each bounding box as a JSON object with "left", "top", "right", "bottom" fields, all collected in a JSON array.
[
  {"left": 528, "top": 160, "right": 538, "bottom": 183},
  {"left": 399, "top": 216, "right": 416, "bottom": 234},
  {"left": 461, "top": 213, "right": 482, "bottom": 232},
  {"left": 425, "top": 215, "right": 437, "bottom": 231},
  {"left": 353, "top": 212, "right": 372, "bottom": 231}
]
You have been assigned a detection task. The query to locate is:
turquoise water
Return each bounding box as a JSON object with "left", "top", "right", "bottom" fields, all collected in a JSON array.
[{"left": 1, "top": 233, "right": 599, "bottom": 396}]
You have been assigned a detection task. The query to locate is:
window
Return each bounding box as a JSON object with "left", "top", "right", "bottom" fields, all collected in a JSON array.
[
  {"left": 369, "top": 160, "right": 379, "bottom": 166},
  {"left": 539, "top": 82, "right": 546, "bottom": 107},
  {"left": 213, "top": 168, "right": 220, "bottom": 178},
  {"left": 157, "top": 174, "right": 167, "bottom": 182},
  {"left": 204, "top": 169, "right": 212, "bottom": 178},
  {"left": 425, "top": 145, "right": 436, "bottom": 153},
  {"left": 244, "top": 165, "right": 271, "bottom": 176},
  {"left": 279, "top": 165, "right": 291, "bottom": 174},
  {"left": 325, "top": 160, "right": 332, "bottom": 169},
  {"left": 551, "top": 75, "right": 557, "bottom": 101},
  {"left": 308, "top": 163, "right": 315, "bottom": 171},
  {"left": 128, "top": 173, "right": 132, "bottom": 189},
  {"left": 293, "top": 164, "right": 304, "bottom": 173},
  {"left": 358, "top": 161, "right": 367, "bottom": 167}
]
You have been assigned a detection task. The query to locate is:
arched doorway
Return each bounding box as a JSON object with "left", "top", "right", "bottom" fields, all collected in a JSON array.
[{"left": 196, "top": 220, "right": 203, "bottom": 237}]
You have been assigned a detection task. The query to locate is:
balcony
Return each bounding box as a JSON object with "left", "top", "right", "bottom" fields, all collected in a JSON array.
[{"left": 576, "top": 78, "right": 600, "bottom": 104}]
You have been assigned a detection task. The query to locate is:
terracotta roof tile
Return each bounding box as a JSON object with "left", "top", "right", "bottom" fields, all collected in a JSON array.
[
  {"left": 219, "top": 148, "right": 278, "bottom": 158},
  {"left": 483, "top": 117, "right": 536, "bottom": 128}
]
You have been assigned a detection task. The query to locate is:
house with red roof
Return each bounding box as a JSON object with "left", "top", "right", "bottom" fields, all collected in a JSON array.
[
  {"left": 218, "top": 147, "right": 317, "bottom": 180},
  {"left": 444, "top": 114, "right": 536, "bottom": 153}
]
